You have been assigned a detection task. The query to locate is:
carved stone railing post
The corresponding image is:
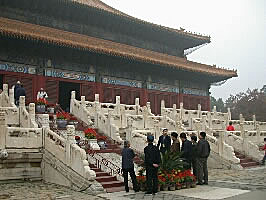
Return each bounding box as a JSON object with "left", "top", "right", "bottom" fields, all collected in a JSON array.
[
  {"left": 9, "top": 88, "right": 14, "bottom": 105},
  {"left": 81, "top": 96, "right": 86, "bottom": 108},
  {"left": 19, "top": 96, "right": 25, "bottom": 108},
  {"left": 135, "top": 98, "right": 140, "bottom": 115},
  {"left": 227, "top": 107, "right": 231, "bottom": 121},
  {"left": 172, "top": 104, "right": 177, "bottom": 121},
  {"left": 161, "top": 100, "right": 165, "bottom": 116},
  {"left": 94, "top": 94, "right": 100, "bottom": 127},
  {"left": 198, "top": 104, "right": 201, "bottom": 118},
  {"left": 70, "top": 91, "right": 76, "bottom": 114},
  {"left": 29, "top": 103, "right": 37, "bottom": 128},
  {"left": 3, "top": 84, "right": 8, "bottom": 95},
  {"left": 0, "top": 111, "right": 6, "bottom": 149},
  {"left": 213, "top": 106, "right": 217, "bottom": 119},
  {"left": 115, "top": 96, "right": 121, "bottom": 115},
  {"left": 252, "top": 115, "right": 256, "bottom": 131},
  {"left": 146, "top": 102, "right": 151, "bottom": 115},
  {"left": 180, "top": 102, "right": 184, "bottom": 121},
  {"left": 66, "top": 125, "right": 75, "bottom": 166}
]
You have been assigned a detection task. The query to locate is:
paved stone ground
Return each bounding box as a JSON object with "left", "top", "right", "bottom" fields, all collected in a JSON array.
[
  {"left": 0, "top": 166, "right": 265, "bottom": 200},
  {"left": 0, "top": 181, "right": 105, "bottom": 200}
]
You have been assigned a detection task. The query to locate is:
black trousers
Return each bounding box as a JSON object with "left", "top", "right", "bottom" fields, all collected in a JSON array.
[
  {"left": 146, "top": 167, "right": 158, "bottom": 193},
  {"left": 122, "top": 168, "right": 139, "bottom": 192},
  {"left": 198, "top": 157, "right": 208, "bottom": 183},
  {"left": 192, "top": 158, "right": 198, "bottom": 179}
]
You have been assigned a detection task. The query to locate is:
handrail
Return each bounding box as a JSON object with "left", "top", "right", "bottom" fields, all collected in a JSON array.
[{"left": 87, "top": 149, "right": 123, "bottom": 178}]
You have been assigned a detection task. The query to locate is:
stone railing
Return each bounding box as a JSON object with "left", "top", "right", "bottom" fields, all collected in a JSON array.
[
  {"left": 44, "top": 125, "right": 96, "bottom": 180},
  {"left": 4, "top": 126, "right": 42, "bottom": 149},
  {"left": 0, "top": 84, "right": 16, "bottom": 107}
]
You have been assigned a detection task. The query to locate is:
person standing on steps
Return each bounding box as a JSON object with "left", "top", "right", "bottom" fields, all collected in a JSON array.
[
  {"left": 197, "top": 132, "right": 211, "bottom": 185},
  {"left": 144, "top": 135, "right": 161, "bottom": 195},
  {"left": 121, "top": 140, "right": 139, "bottom": 193},
  {"left": 157, "top": 128, "right": 171, "bottom": 154}
]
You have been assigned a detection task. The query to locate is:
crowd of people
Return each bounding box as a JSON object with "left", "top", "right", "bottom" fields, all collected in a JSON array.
[{"left": 121, "top": 129, "right": 211, "bottom": 195}]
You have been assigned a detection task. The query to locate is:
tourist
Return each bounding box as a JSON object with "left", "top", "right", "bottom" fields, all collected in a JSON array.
[
  {"left": 37, "top": 88, "right": 48, "bottom": 100},
  {"left": 191, "top": 135, "right": 198, "bottom": 178},
  {"left": 157, "top": 128, "right": 171, "bottom": 154},
  {"left": 180, "top": 132, "right": 192, "bottom": 169},
  {"left": 170, "top": 132, "right": 180, "bottom": 153},
  {"left": 259, "top": 138, "right": 266, "bottom": 165},
  {"left": 15, "top": 84, "right": 26, "bottom": 106},
  {"left": 226, "top": 121, "right": 235, "bottom": 131},
  {"left": 197, "top": 132, "right": 210, "bottom": 185},
  {"left": 13, "top": 81, "right": 21, "bottom": 105},
  {"left": 144, "top": 135, "right": 161, "bottom": 195},
  {"left": 121, "top": 141, "right": 139, "bottom": 193}
]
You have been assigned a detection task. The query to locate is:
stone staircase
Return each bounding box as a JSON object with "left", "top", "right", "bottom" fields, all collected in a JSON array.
[
  {"left": 0, "top": 152, "right": 42, "bottom": 182},
  {"left": 234, "top": 151, "right": 260, "bottom": 168},
  {"left": 89, "top": 164, "right": 124, "bottom": 193}
]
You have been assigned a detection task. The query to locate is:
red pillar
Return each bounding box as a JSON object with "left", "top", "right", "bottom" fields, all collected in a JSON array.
[{"left": 141, "top": 88, "right": 148, "bottom": 107}]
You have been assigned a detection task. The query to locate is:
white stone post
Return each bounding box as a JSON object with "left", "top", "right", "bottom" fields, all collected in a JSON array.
[
  {"left": 252, "top": 115, "right": 256, "bottom": 131},
  {"left": 213, "top": 106, "right": 217, "bottom": 119},
  {"left": 94, "top": 94, "right": 100, "bottom": 127},
  {"left": 9, "top": 88, "right": 14, "bottom": 105},
  {"left": 180, "top": 102, "right": 184, "bottom": 121},
  {"left": 66, "top": 125, "right": 76, "bottom": 167},
  {"left": 161, "top": 100, "right": 165, "bottom": 116},
  {"left": 218, "top": 131, "right": 224, "bottom": 157},
  {"left": 135, "top": 98, "right": 140, "bottom": 115},
  {"left": 146, "top": 102, "right": 151, "bottom": 115},
  {"left": 19, "top": 96, "right": 25, "bottom": 108},
  {"left": 29, "top": 103, "right": 37, "bottom": 128},
  {"left": 227, "top": 108, "right": 231, "bottom": 121},
  {"left": 70, "top": 91, "right": 76, "bottom": 114},
  {"left": 115, "top": 96, "right": 121, "bottom": 115},
  {"left": 198, "top": 104, "right": 202, "bottom": 118},
  {"left": 172, "top": 104, "right": 177, "bottom": 122},
  {"left": 3, "top": 84, "right": 8, "bottom": 95},
  {"left": 0, "top": 111, "right": 6, "bottom": 149},
  {"left": 81, "top": 96, "right": 86, "bottom": 108}
]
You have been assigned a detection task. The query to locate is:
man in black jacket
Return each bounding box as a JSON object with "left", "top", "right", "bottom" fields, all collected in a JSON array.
[
  {"left": 122, "top": 141, "right": 139, "bottom": 192},
  {"left": 15, "top": 84, "right": 26, "bottom": 106},
  {"left": 144, "top": 135, "right": 161, "bottom": 195},
  {"left": 180, "top": 132, "right": 192, "bottom": 169},
  {"left": 197, "top": 132, "right": 210, "bottom": 185},
  {"left": 157, "top": 128, "right": 171, "bottom": 154}
]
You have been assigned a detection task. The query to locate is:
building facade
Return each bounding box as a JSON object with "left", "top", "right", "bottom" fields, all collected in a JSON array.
[{"left": 0, "top": 0, "right": 237, "bottom": 113}]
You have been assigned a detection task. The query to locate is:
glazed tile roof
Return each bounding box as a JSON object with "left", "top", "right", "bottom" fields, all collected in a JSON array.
[
  {"left": 0, "top": 17, "right": 237, "bottom": 78},
  {"left": 71, "top": 0, "right": 210, "bottom": 42}
]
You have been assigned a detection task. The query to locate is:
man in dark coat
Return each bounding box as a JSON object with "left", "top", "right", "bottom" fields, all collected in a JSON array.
[
  {"left": 157, "top": 128, "right": 171, "bottom": 154},
  {"left": 122, "top": 141, "right": 139, "bottom": 192},
  {"left": 15, "top": 84, "right": 26, "bottom": 106},
  {"left": 197, "top": 132, "right": 210, "bottom": 185},
  {"left": 180, "top": 132, "right": 192, "bottom": 169},
  {"left": 14, "top": 81, "right": 21, "bottom": 105},
  {"left": 191, "top": 135, "right": 198, "bottom": 178},
  {"left": 144, "top": 135, "right": 161, "bottom": 195}
]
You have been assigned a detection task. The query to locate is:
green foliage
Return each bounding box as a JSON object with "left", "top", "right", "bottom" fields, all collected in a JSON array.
[
  {"left": 210, "top": 96, "right": 227, "bottom": 112},
  {"left": 159, "top": 151, "right": 184, "bottom": 173},
  {"left": 225, "top": 86, "right": 266, "bottom": 121}
]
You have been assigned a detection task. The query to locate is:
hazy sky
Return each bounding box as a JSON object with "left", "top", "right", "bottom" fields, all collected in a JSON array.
[{"left": 102, "top": 0, "right": 266, "bottom": 100}]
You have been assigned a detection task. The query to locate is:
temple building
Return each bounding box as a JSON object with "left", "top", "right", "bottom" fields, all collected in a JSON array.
[{"left": 0, "top": 0, "right": 237, "bottom": 113}]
